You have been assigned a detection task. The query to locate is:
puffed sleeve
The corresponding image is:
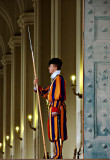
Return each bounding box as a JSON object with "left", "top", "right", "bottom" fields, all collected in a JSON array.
[{"left": 34, "top": 85, "right": 50, "bottom": 98}]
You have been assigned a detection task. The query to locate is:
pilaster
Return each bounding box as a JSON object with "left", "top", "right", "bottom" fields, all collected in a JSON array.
[
  {"left": 8, "top": 36, "right": 21, "bottom": 159},
  {"left": 51, "top": 0, "right": 61, "bottom": 58},
  {"left": 18, "top": 12, "right": 34, "bottom": 159},
  {"left": 0, "top": 69, "right": 3, "bottom": 159},
  {"left": 1, "top": 55, "right": 12, "bottom": 159}
]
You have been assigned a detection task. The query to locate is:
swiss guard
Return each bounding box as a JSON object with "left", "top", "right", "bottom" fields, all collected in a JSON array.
[{"left": 34, "top": 58, "right": 67, "bottom": 159}]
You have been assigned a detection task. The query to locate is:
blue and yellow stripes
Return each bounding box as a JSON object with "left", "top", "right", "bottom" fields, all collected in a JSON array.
[
  {"left": 37, "top": 74, "right": 67, "bottom": 142},
  {"left": 38, "top": 85, "right": 50, "bottom": 98},
  {"left": 48, "top": 104, "right": 67, "bottom": 142},
  {"left": 48, "top": 75, "right": 66, "bottom": 102},
  {"left": 53, "top": 140, "right": 63, "bottom": 159}
]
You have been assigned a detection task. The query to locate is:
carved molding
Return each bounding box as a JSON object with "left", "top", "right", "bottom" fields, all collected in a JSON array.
[
  {"left": 1, "top": 55, "right": 12, "bottom": 67},
  {"left": 8, "top": 36, "right": 21, "bottom": 51},
  {"left": 17, "top": 12, "right": 34, "bottom": 29}
]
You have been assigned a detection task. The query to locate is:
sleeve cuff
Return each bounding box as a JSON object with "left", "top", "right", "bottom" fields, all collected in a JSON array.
[{"left": 51, "top": 107, "right": 60, "bottom": 114}]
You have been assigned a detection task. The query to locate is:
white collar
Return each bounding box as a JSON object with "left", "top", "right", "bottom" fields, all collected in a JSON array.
[{"left": 50, "top": 70, "right": 61, "bottom": 79}]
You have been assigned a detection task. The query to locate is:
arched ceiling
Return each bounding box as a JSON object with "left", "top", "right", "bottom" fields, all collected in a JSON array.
[{"left": 0, "top": 0, "right": 34, "bottom": 68}]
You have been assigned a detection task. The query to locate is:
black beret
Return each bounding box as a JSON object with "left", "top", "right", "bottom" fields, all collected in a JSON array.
[{"left": 48, "top": 58, "right": 62, "bottom": 66}]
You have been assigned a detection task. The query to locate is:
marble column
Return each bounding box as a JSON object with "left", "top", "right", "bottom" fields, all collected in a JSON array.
[
  {"left": 8, "top": 36, "right": 21, "bottom": 159},
  {"left": 1, "top": 55, "right": 12, "bottom": 159},
  {"left": 18, "top": 12, "right": 34, "bottom": 159},
  {"left": 51, "top": 0, "right": 61, "bottom": 59},
  {"left": 0, "top": 69, "right": 3, "bottom": 159},
  {"left": 33, "top": 0, "right": 41, "bottom": 158},
  {"left": 76, "top": 0, "right": 83, "bottom": 158}
]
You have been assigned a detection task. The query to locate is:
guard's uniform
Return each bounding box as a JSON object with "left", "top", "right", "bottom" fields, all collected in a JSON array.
[{"left": 35, "top": 74, "right": 67, "bottom": 159}]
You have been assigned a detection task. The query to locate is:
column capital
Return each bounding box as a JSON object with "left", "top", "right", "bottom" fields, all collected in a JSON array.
[
  {"left": 17, "top": 12, "right": 34, "bottom": 29},
  {"left": 1, "top": 55, "right": 12, "bottom": 67},
  {"left": 8, "top": 36, "right": 21, "bottom": 51},
  {"left": 0, "top": 69, "right": 3, "bottom": 77}
]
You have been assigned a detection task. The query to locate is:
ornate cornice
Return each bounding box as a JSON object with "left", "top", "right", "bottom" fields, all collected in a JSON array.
[
  {"left": 8, "top": 36, "right": 21, "bottom": 51},
  {"left": 1, "top": 55, "right": 12, "bottom": 67},
  {"left": 17, "top": 12, "right": 34, "bottom": 29}
]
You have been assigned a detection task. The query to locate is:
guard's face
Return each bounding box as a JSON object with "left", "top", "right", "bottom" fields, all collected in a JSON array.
[{"left": 48, "top": 64, "right": 57, "bottom": 74}]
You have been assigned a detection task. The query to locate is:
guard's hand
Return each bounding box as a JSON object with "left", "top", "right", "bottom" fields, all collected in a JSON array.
[
  {"left": 52, "top": 112, "right": 57, "bottom": 117},
  {"left": 34, "top": 78, "right": 38, "bottom": 86}
]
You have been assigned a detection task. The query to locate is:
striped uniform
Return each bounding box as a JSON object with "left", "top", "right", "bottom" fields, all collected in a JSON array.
[{"left": 37, "top": 74, "right": 67, "bottom": 158}]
